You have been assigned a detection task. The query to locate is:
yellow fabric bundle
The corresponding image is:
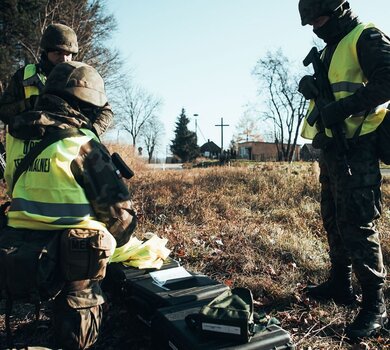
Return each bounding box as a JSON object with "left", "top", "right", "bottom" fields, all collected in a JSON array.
[{"left": 109, "top": 234, "right": 171, "bottom": 269}]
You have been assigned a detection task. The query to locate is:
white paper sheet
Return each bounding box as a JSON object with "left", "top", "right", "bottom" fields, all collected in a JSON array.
[{"left": 149, "top": 266, "right": 192, "bottom": 286}]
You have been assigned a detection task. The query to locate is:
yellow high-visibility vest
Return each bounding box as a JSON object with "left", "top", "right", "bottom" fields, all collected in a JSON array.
[
  {"left": 301, "top": 23, "right": 389, "bottom": 140},
  {"left": 5, "top": 128, "right": 108, "bottom": 232},
  {"left": 23, "top": 64, "right": 46, "bottom": 99}
]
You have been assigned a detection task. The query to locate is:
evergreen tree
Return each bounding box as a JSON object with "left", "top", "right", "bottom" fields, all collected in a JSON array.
[{"left": 171, "top": 108, "right": 200, "bottom": 162}]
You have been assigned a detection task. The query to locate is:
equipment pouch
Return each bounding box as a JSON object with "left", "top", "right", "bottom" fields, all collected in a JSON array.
[
  {"left": 61, "top": 228, "right": 113, "bottom": 281},
  {"left": 185, "top": 287, "right": 255, "bottom": 343},
  {"left": 377, "top": 112, "right": 390, "bottom": 164}
]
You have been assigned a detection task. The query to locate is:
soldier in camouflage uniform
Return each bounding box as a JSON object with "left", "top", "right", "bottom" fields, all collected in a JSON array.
[
  {"left": 0, "top": 23, "right": 113, "bottom": 136},
  {"left": 298, "top": 0, "right": 389, "bottom": 340},
  {"left": 0, "top": 61, "right": 135, "bottom": 349}
]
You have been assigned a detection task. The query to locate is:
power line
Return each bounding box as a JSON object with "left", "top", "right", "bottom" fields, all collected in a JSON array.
[{"left": 197, "top": 124, "right": 207, "bottom": 143}]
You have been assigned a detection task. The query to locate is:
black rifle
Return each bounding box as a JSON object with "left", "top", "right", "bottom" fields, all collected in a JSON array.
[{"left": 303, "top": 47, "right": 352, "bottom": 176}]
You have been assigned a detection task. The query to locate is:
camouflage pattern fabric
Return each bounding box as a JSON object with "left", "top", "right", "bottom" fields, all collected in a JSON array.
[
  {"left": 53, "top": 280, "right": 104, "bottom": 350},
  {"left": 72, "top": 140, "right": 136, "bottom": 247},
  {"left": 0, "top": 64, "right": 113, "bottom": 135},
  {"left": 91, "top": 103, "right": 114, "bottom": 136},
  {"left": 40, "top": 23, "right": 78, "bottom": 54},
  {"left": 8, "top": 94, "right": 92, "bottom": 139},
  {"left": 319, "top": 132, "right": 386, "bottom": 289}
]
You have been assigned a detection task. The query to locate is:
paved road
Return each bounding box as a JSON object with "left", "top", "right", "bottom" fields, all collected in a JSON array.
[{"left": 147, "top": 163, "right": 183, "bottom": 170}]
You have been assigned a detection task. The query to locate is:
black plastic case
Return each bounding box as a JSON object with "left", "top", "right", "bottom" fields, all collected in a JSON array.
[
  {"left": 126, "top": 273, "right": 229, "bottom": 327},
  {"left": 151, "top": 300, "right": 295, "bottom": 350}
]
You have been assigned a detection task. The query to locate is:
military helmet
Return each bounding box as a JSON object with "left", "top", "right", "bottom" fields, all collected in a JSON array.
[
  {"left": 43, "top": 62, "right": 107, "bottom": 107},
  {"left": 299, "top": 0, "right": 346, "bottom": 26},
  {"left": 40, "top": 23, "right": 78, "bottom": 54}
]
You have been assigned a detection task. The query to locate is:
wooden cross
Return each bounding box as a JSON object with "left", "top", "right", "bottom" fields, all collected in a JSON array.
[{"left": 215, "top": 117, "right": 229, "bottom": 152}]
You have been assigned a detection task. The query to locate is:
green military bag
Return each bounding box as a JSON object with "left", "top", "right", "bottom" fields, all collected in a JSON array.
[{"left": 185, "top": 287, "right": 257, "bottom": 343}]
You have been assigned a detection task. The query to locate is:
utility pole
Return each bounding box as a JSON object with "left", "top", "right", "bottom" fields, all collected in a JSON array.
[
  {"left": 193, "top": 114, "right": 198, "bottom": 134},
  {"left": 215, "top": 117, "right": 229, "bottom": 152},
  {"left": 193, "top": 114, "right": 198, "bottom": 138}
]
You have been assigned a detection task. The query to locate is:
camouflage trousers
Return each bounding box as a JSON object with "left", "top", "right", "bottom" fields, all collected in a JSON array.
[
  {"left": 319, "top": 132, "right": 386, "bottom": 289},
  {"left": 53, "top": 279, "right": 105, "bottom": 350}
]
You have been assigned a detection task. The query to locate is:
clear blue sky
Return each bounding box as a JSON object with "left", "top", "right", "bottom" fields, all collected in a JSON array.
[{"left": 105, "top": 0, "right": 390, "bottom": 156}]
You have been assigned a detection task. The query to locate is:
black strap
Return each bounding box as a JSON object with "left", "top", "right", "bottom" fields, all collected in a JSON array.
[
  {"left": 350, "top": 109, "right": 370, "bottom": 142},
  {"left": 12, "top": 128, "right": 83, "bottom": 192}
]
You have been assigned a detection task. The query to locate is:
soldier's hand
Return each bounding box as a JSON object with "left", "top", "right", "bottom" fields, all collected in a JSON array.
[
  {"left": 321, "top": 101, "right": 349, "bottom": 128},
  {"left": 298, "top": 75, "right": 319, "bottom": 100}
]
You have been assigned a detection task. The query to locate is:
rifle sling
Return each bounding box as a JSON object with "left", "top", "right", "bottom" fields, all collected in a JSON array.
[{"left": 11, "top": 128, "right": 83, "bottom": 192}]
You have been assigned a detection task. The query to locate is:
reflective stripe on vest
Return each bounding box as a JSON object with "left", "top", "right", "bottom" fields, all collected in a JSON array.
[
  {"left": 301, "top": 23, "right": 389, "bottom": 140},
  {"left": 5, "top": 128, "right": 108, "bottom": 232},
  {"left": 23, "top": 64, "right": 46, "bottom": 99}
]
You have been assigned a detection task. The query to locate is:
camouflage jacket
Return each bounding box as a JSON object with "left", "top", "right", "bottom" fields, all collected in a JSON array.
[
  {"left": 8, "top": 94, "right": 135, "bottom": 247},
  {"left": 0, "top": 61, "right": 113, "bottom": 135}
]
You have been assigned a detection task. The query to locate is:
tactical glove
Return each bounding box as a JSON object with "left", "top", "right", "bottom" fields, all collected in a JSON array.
[
  {"left": 321, "top": 101, "right": 348, "bottom": 128},
  {"left": 298, "top": 75, "right": 319, "bottom": 100}
]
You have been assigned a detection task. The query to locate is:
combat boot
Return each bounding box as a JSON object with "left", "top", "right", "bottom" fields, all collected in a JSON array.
[
  {"left": 346, "top": 288, "right": 388, "bottom": 340},
  {"left": 304, "top": 266, "right": 356, "bottom": 305}
]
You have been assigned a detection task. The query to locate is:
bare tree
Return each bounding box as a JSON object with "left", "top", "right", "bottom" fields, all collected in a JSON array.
[
  {"left": 115, "top": 80, "right": 162, "bottom": 147},
  {"left": 0, "top": 0, "right": 122, "bottom": 91},
  {"left": 233, "top": 106, "right": 265, "bottom": 144},
  {"left": 252, "top": 49, "right": 308, "bottom": 161},
  {"left": 141, "top": 116, "right": 165, "bottom": 163}
]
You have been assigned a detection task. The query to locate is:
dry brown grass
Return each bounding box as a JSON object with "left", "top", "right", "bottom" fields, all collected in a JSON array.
[
  {"left": 1, "top": 158, "right": 389, "bottom": 349},
  {"left": 127, "top": 162, "right": 390, "bottom": 350}
]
